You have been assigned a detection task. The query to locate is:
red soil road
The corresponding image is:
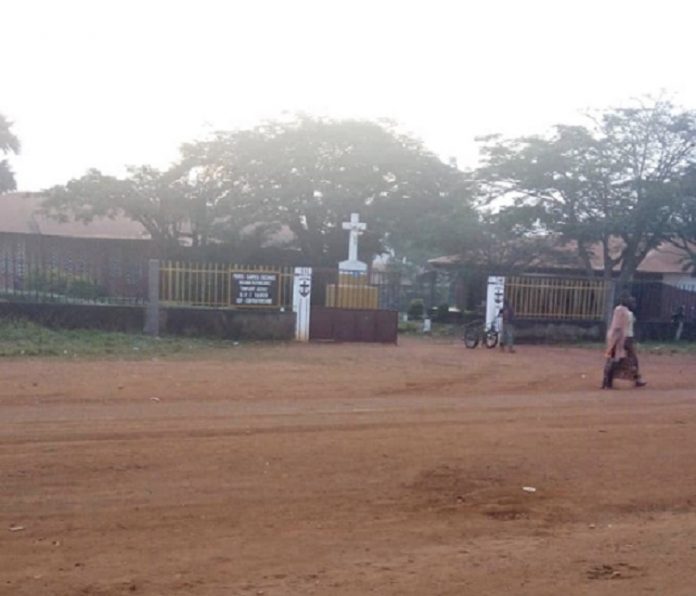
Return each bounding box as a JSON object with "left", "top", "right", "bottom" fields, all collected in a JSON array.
[{"left": 1, "top": 338, "right": 696, "bottom": 595}]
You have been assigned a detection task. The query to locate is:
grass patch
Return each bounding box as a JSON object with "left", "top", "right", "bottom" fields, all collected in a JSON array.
[
  {"left": 639, "top": 342, "right": 696, "bottom": 355},
  {"left": 0, "top": 318, "right": 239, "bottom": 358}
]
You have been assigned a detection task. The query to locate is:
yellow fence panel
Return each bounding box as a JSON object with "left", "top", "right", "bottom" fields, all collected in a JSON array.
[
  {"left": 159, "top": 261, "right": 293, "bottom": 309},
  {"left": 325, "top": 272, "right": 379, "bottom": 309},
  {"left": 505, "top": 276, "right": 609, "bottom": 320}
]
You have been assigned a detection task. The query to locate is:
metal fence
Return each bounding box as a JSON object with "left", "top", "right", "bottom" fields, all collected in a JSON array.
[
  {"left": 0, "top": 249, "right": 148, "bottom": 305},
  {"left": 159, "top": 261, "right": 294, "bottom": 309},
  {"left": 505, "top": 275, "right": 610, "bottom": 320},
  {"left": 503, "top": 275, "right": 696, "bottom": 326},
  {"left": 631, "top": 280, "right": 696, "bottom": 323}
]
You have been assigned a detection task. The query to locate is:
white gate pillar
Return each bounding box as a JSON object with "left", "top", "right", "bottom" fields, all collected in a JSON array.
[
  {"left": 486, "top": 276, "right": 506, "bottom": 330},
  {"left": 293, "top": 267, "right": 312, "bottom": 341}
]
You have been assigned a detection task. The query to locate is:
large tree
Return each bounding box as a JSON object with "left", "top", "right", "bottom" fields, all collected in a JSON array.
[
  {"left": 179, "top": 116, "right": 477, "bottom": 266},
  {"left": 45, "top": 116, "right": 478, "bottom": 265},
  {"left": 44, "top": 166, "right": 191, "bottom": 253},
  {"left": 477, "top": 99, "right": 696, "bottom": 284},
  {"left": 669, "top": 165, "right": 696, "bottom": 269},
  {"left": 0, "top": 113, "right": 20, "bottom": 193}
]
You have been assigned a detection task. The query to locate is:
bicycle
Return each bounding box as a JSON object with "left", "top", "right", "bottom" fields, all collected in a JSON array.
[{"left": 462, "top": 318, "right": 499, "bottom": 349}]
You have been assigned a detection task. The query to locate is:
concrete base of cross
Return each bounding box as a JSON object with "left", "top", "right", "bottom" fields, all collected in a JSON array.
[{"left": 339, "top": 259, "right": 367, "bottom": 273}]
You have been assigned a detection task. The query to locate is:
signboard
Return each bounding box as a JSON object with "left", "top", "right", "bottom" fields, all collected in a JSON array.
[{"left": 232, "top": 272, "right": 278, "bottom": 306}]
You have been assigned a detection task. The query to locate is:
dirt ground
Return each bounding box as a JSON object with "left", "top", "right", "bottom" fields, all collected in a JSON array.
[{"left": 2, "top": 338, "right": 696, "bottom": 595}]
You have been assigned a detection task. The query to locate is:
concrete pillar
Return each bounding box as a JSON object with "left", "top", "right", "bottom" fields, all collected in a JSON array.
[
  {"left": 486, "top": 276, "right": 506, "bottom": 330},
  {"left": 144, "top": 259, "right": 160, "bottom": 336},
  {"left": 293, "top": 267, "right": 312, "bottom": 341}
]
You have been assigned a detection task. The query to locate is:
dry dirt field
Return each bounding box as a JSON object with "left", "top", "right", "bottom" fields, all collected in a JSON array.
[{"left": 2, "top": 338, "right": 696, "bottom": 595}]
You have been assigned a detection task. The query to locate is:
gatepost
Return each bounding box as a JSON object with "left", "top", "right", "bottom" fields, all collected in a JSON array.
[
  {"left": 486, "top": 276, "right": 506, "bottom": 330},
  {"left": 293, "top": 267, "right": 312, "bottom": 341},
  {"left": 144, "top": 259, "right": 160, "bottom": 337}
]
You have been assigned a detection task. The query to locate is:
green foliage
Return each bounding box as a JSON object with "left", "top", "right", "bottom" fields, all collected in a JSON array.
[
  {"left": 43, "top": 167, "right": 189, "bottom": 254},
  {"left": 435, "top": 302, "right": 450, "bottom": 322},
  {"left": 407, "top": 298, "right": 425, "bottom": 320},
  {"left": 180, "top": 116, "right": 478, "bottom": 265},
  {"left": 0, "top": 112, "right": 20, "bottom": 193},
  {"left": 44, "top": 116, "right": 478, "bottom": 265},
  {"left": 0, "top": 319, "right": 237, "bottom": 358},
  {"left": 24, "top": 268, "right": 105, "bottom": 300},
  {"left": 669, "top": 166, "right": 696, "bottom": 270},
  {"left": 397, "top": 320, "right": 422, "bottom": 334},
  {"left": 476, "top": 97, "right": 696, "bottom": 282}
]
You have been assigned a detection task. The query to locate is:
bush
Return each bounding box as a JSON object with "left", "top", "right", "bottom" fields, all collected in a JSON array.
[
  {"left": 407, "top": 299, "right": 425, "bottom": 320},
  {"left": 24, "top": 268, "right": 105, "bottom": 300},
  {"left": 436, "top": 302, "right": 450, "bottom": 323}
]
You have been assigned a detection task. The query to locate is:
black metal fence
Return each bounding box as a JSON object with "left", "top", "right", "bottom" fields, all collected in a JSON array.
[
  {"left": 0, "top": 250, "right": 148, "bottom": 305},
  {"left": 628, "top": 280, "right": 696, "bottom": 341},
  {"left": 630, "top": 280, "right": 696, "bottom": 323}
]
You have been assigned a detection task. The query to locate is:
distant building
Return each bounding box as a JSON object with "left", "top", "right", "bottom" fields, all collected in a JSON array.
[
  {"left": 429, "top": 240, "right": 696, "bottom": 322},
  {"left": 0, "top": 192, "right": 154, "bottom": 299}
]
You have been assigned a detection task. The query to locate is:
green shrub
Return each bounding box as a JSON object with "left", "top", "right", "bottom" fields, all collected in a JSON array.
[
  {"left": 407, "top": 298, "right": 425, "bottom": 320},
  {"left": 24, "top": 268, "right": 105, "bottom": 300},
  {"left": 436, "top": 302, "right": 450, "bottom": 322}
]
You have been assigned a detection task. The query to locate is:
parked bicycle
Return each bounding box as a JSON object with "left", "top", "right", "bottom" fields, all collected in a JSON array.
[{"left": 462, "top": 318, "right": 499, "bottom": 349}]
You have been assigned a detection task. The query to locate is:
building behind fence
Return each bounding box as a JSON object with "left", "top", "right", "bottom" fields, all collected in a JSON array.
[{"left": 0, "top": 233, "right": 151, "bottom": 305}]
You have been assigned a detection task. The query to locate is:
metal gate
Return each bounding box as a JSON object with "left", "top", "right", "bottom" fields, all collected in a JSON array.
[
  {"left": 308, "top": 268, "right": 400, "bottom": 343},
  {"left": 505, "top": 275, "right": 610, "bottom": 320}
]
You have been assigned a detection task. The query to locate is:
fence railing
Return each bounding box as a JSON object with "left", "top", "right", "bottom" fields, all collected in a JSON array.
[
  {"left": 158, "top": 261, "right": 294, "bottom": 309},
  {"left": 505, "top": 275, "right": 609, "bottom": 320},
  {"left": 631, "top": 280, "right": 696, "bottom": 323},
  {"left": 0, "top": 252, "right": 148, "bottom": 305}
]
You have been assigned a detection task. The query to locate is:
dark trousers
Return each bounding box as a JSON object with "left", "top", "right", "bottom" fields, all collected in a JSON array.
[
  {"left": 624, "top": 338, "right": 641, "bottom": 379},
  {"left": 602, "top": 338, "right": 641, "bottom": 388}
]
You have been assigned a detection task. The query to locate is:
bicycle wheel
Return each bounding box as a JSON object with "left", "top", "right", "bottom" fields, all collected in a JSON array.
[
  {"left": 484, "top": 329, "right": 499, "bottom": 349},
  {"left": 463, "top": 324, "right": 480, "bottom": 349}
]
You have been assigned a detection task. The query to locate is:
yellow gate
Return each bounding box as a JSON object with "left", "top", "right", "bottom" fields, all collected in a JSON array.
[
  {"left": 505, "top": 276, "right": 610, "bottom": 320},
  {"left": 159, "top": 261, "right": 293, "bottom": 309}
]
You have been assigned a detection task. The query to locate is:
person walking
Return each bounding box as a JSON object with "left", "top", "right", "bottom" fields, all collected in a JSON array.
[{"left": 602, "top": 294, "right": 646, "bottom": 389}]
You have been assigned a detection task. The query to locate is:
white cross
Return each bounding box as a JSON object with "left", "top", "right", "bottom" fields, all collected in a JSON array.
[{"left": 342, "top": 213, "right": 366, "bottom": 263}]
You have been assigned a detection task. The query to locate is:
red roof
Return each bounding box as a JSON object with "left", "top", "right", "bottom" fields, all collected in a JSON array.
[
  {"left": 429, "top": 239, "right": 694, "bottom": 275},
  {"left": 0, "top": 193, "right": 149, "bottom": 240},
  {"left": 624, "top": 244, "right": 693, "bottom": 274}
]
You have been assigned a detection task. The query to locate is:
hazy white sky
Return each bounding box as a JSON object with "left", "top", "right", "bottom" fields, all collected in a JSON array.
[{"left": 4, "top": 0, "right": 696, "bottom": 190}]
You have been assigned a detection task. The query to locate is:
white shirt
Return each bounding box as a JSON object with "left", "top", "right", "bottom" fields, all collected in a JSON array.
[{"left": 627, "top": 311, "right": 635, "bottom": 338}]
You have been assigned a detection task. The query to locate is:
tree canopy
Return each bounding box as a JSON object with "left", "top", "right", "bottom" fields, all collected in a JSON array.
[
  {"left": 669, "top": 165, "right": 696, "bottom": 270},
  {"left": 42, "top": 101, "right": 696, "bottom": 279},
  {"left": 43, "top": 166, "right": 191, "bottom": 253},
  {"left": 46, "top": 116, "right": 478, "bottom": 265},
  {"left": 0, "top": 113, "right": 20, "bottom": 193},
  {"left": 476, "top": 98, "right": 696, "bottom": 282},
  {"left": 177, "top": 116, "right": 477, "bottom": 265}
]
